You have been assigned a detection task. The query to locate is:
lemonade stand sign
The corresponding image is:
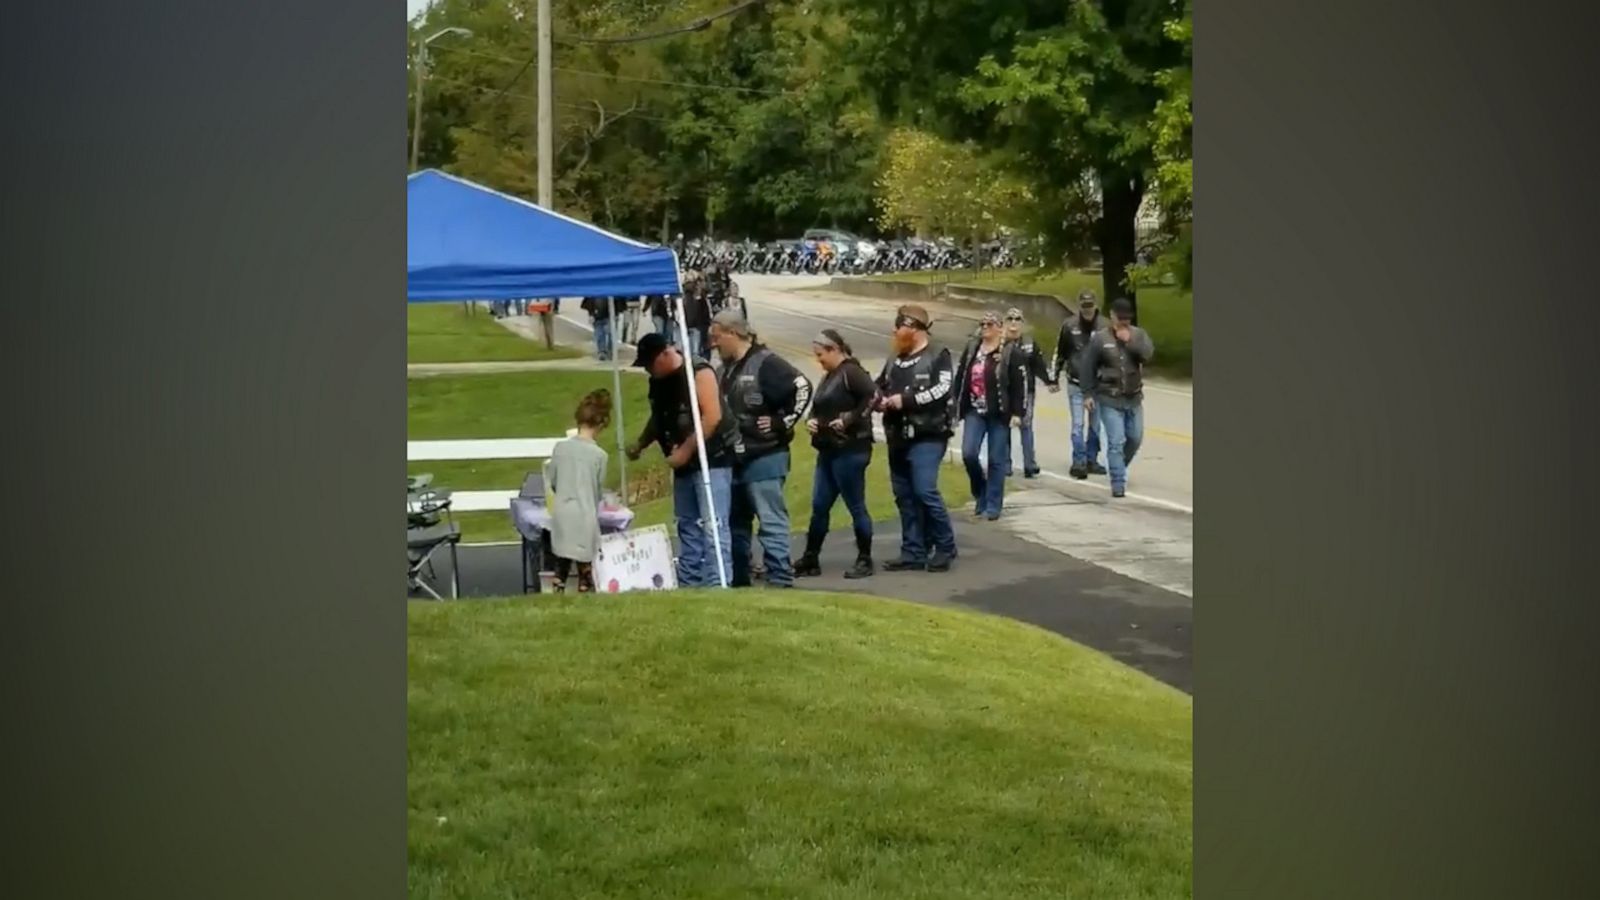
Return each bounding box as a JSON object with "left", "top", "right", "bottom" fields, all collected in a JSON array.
[{"left": 593, "top": 525, "right": 677, "bottom": 593}]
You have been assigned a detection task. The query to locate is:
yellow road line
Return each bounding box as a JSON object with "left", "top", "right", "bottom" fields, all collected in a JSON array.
[{"left": 1030, "top": 397, "right": 1196, "bottom": 441}]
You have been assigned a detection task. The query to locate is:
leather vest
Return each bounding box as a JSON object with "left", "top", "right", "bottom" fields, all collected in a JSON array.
[
  {"left": 1093, "top": 336, "right": 1145, "bottom": 400},
  {"left": 721, "top": 346, "right": 789, "bottom": 460},
  {"left": 882, "top": 343, "right": 952, "bottom": 442},
  {"left": 650, "top": 361, "right": 736, "bottom": 466},
  {"left": 1062, "top": 315, "right": 1103, "bottom": 384}
]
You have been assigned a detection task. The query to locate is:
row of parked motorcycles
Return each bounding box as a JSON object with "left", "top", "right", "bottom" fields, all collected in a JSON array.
[{"left": 678, "top": 237, "right": 1028, "bottom": 276}]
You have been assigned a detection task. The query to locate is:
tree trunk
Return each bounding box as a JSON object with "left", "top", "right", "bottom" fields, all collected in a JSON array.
[{"left": 1097, "top": 171, "right": 1145, "bottom": 324}]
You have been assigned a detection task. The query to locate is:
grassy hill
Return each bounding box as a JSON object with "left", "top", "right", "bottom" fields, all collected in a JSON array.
[{"left": 409, "top": 591, "right": 1192, "bottom": 898}]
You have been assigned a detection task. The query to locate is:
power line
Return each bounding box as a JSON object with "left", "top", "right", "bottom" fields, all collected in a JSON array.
[
  {"left": 431, "top": 44, "right": 791, "bottom": 96},
  {"left": 555, "top": 66, "right": 789, "bottom": 96},
  {"left": 465, "top": 0, "right": 768, "bottom": 98},
  {"left": 563, "top": 0, "right": 766, "bottom": 45},
  {"left": 426, "top": 75, "right": 745, "bottom": 131}
]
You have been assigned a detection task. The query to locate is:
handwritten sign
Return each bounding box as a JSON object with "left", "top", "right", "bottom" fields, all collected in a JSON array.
[{"left": 593, "top": 525, "right": 678, "bottom": 594}]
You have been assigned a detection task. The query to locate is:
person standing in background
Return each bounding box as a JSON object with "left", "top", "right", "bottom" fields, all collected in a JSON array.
[
  {"left": 1003, "top": 307, "right": 1059, "bottom": 479},
  {"left": 1053, "top": 290, "right": 1109, "bottom": 480},
  {"left": 681, "top": 272, "right": 713, "bottom": 361},
  {"left": 581, "top": 296, "right": 615, "bottom": 361},
  {"left": 648, "top": 293, "right": 672, "bottom": 338},
  {"left": 619, "top": 295, "right": 642, "bottom": 346},
  {"left": 795, "top": 329, "right": 877, "bottom": 579},
  {"left": 1078, "top": 298, "right": 1156, "bottom": 499}
]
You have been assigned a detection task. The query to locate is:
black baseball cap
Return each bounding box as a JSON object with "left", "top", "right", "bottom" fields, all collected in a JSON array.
[
  {"left": 632, "top": 332, "right": 672, "bottom": 369},
  {"left": 1109, "top": 297, "right": 1133, "bottom": 320}
]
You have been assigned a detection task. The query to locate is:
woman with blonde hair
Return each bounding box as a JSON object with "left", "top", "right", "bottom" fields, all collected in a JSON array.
[{"left": 546, "top": 389, "right": 612, "bottom": 592}]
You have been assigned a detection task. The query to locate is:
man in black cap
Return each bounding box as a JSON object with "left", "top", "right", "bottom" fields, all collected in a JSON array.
[
  {"left": 1077, "top": 298, "right": 1156, "bottom": 498},
  {"left": 1053, "top": 289, "right": 1110, "bottom": 480},
  {"left": 626, "top": 333, "right": 737, "bottom": 586},
  {"left": 874, "top": 303, "right": 958, "bottom": 571},
  {"left": 710, "top": 310, "right": 813, "bottom": 588}
]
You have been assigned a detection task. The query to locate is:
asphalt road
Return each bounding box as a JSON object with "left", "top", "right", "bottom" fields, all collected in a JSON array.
[{"left": 731, "top": 275, "right": 1195, "bottom": 513}]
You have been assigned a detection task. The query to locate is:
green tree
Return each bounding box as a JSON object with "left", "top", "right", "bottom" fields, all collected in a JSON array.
[{"left": 843, "top": 0, "right": 1184, "bottom": 321}]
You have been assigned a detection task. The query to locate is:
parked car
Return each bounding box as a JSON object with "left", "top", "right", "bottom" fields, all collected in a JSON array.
[{"left": 802, "top": 228, "right": 877, "bottom": 261}]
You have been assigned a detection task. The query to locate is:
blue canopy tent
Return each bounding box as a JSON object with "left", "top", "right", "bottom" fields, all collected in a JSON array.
[
  {"left": 405, "top": 170, "right": 726, "bottom": 585},
  {"left": 407, "top": 169, "right": 681, "bottom": 300}
]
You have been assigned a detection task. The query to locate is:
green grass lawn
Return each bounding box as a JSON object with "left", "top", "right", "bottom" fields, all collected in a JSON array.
[
  {"left": 408, "top": 303, "right": 583, "bottom": 364},
  {"left": 868, "top": 268, "right": 1192, "bottom": 379},
  {"left": 410, "top": 370, "right": 967, "bottom": 544},
  {"left": 408, "top": 591, "right": 1193, "bottom": 898}
]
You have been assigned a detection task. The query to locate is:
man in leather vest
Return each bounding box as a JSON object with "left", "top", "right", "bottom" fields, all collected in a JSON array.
[
  {"left": 1002, "top": 307, "right": 1060, "bottom": 479},
  {"left": 1053, "top": 290, "right": 1111, "bottom": 480},
  {"left": 1077, "top": 298, "right": 1156, "bottom": 499},
  {"left": 710, "top": 310, "right": 814, "bottom": 588},
  {"left": 626, "top": 333, "right": 737, "bottom": 586},
  {"left": 874, "top": 304, "right": 958, "bottom": 572}
]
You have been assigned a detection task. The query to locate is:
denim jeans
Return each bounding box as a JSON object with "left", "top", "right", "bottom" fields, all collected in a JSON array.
[
  {"left": 593, "top": 318, "right": 614, "bottom": 360},
  {"left": 672, "top": 467, "right": 734, "bottom": 587},
  {"left": 1010, "top": 407, "right": 1038, "bottom": 475},
  {"left": 807, "top": 447, "right": 873, "bottom": 550},
  {"left": 1069, "top": 383, "right": 1103, "bottom": 466},
  {"left": 730, "top": 451, "right": 793, "bottom": 587},
  {"left": 961, "top": 412, "right": 1011, "bottom": 518},
  {"left": 1097, "top": 403, "right": 1144, "bottom": 492},
  {"left": 653, "top": 313, "right": 670, "bottom": 338},
  {"left": 620, "top": 307, "right": 640, "bottom": 344},
  {"left": 887, "top": 438, "right": 956, "bottom": 563},
  {"left": 687, "top": 328, "right": 708, "bottom": 361}
]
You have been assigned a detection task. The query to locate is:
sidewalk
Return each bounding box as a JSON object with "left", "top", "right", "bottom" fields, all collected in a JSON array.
[{"left": 410, "top": 515, "right": 1192, "bottom": 693}]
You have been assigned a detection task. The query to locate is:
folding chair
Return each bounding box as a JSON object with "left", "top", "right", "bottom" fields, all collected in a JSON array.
[{"left": 408, "top": 522, "right": 461, "bottom": 600}]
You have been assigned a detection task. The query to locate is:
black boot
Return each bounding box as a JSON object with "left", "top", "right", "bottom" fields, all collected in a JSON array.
[
  {"left": 793, "top": 533, "right": 823, "bottom": 577},
  {"left": 844, "top": 532, "right": 874, "bottom": 579}
]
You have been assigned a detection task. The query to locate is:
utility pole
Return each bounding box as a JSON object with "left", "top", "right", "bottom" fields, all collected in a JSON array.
[
  {"left": 536, "top": 0, "right": 554, "bottom": 207},
  {"left": 409, "top": 27, "right": 473, "bottom": 173},
  {"left": 410, "top": 52, "right": 426, "bottom": 172}
]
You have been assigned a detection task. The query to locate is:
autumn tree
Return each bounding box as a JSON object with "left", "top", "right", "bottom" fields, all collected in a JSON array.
[{"left": 875, "top": 128, "right": 1031, "bottom": 245}]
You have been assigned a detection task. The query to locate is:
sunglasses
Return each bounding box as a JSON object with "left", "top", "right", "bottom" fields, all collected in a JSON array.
[
  {"left": 895, "top": 315, "right": 921, "bottom": 329},
  {"left": 1005, "top": 315, "right": 1024, "bottom": 322}
]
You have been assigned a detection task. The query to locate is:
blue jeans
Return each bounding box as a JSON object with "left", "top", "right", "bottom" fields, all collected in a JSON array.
[
  {"left": 593, "top": 318, "right": 614, "bottom": 360},
  {"left": 672, "top": 468, "right": 734, "bottom": 587},
  {"left": 1008, "top": 406, "right": 1038, "bottom": 476},
  {"left": 887, "top": 438, "right": 955, "bottom": 563},
  {"left": 731, "top": 451, "right": 793, "bottom": 587},
  {"left": 961, "top": 412, "right": 1011, "bottom": 518},
  {"left": 807, "top": 447, "right": 873, "bottom": 549},
  {"left": 687, "top": 328, "right": 707, "bottom": 361},
  {"left": 1097, "top": 403, "right": 1144, "bottom": 492},
  {"left": 653, "top": 313, "right": 670, "bottom": 338},
  {"left": 1069, "top": 384, "right": 1103, "bottom": 466}
]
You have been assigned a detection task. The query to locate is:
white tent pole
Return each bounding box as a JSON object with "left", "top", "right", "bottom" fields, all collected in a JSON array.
[
  {"left": 607, "top": 295, "right": 627, "bottom": 502},
  {"left": 671, "top": 255, "right": 727, "bottom": 589}
]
